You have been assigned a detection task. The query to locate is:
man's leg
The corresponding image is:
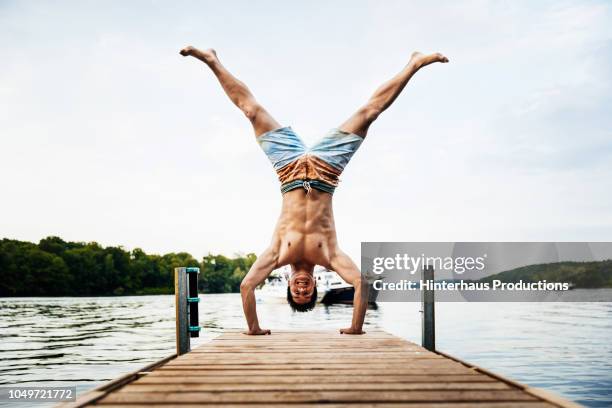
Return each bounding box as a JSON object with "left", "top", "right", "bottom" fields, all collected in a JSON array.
[
  {"left": 180, "top": 46, "right": 281, "bottom": 137},
  {"left": 339, "top": 52, "right": 449, "bottom": 137}
]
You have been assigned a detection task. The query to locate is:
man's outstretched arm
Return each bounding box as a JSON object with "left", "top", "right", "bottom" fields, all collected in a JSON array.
[
  {"left": 240, "top": 247, "right": 278, "bottom": 335},
  {"left": 330, "top": 250, "right": 368, "bottom": 335}
]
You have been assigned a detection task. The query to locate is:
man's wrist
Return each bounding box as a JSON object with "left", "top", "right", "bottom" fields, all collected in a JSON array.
[
  {"left": 340, "top": 326, "right": 365, "bottom": 334},
  {"left": 249, "top": 323, "right": 260, "bottom": 331}
]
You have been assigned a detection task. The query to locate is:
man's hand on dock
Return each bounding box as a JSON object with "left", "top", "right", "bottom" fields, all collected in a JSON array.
[
  {"left": 243, "top": 328, "right": 271, "bottom": 335},
  {"left": 339, "top": 327, "right": 366, "bottom": 335}
]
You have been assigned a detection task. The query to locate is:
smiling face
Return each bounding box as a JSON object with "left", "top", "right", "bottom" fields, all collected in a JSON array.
[{"left": 289, "top": 271, "right": 315, "bottom": 303}]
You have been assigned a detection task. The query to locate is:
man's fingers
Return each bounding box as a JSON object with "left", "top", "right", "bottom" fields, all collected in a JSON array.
[
  {"left": 339, "top": 328, "right": 366, "bottom": 335},
  {"left": 243, "top": 329, "right": 271, "bottom": 335}
]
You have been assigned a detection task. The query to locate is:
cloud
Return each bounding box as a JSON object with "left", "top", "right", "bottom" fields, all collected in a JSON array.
[{"left": 1, "top": 0, "right": 611, "bottom": 260}]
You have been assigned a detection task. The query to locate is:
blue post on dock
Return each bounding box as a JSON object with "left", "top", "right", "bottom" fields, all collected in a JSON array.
[{"left": 174, "top": 267, "right": 201, "bottom": 355}]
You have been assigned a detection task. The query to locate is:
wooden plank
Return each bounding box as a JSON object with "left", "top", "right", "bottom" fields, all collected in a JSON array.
[
  {"left": 189, "top": 344, "right": 424, "bottom": 351},
  {"left": 214, "top": 329, "right": 393, "bottom": 334},
  {"left": 97, "top": 389, "right": 538, "bottom": 404},
  {"left": 171, "top": 357, "right": 442, "bottom": 362},
  {"left": 135, "top": 374, "right": 497, "bottom": 384},
  {"left": 191, "top": 339, "right": 418, "bottom": 345},
  {"left": 205, "top": 332, "right": 407, "bottom": 336},
  {"left": 213, "top": 335, "right": 398, "bottom": 341},
  {"left": 164, "top": 361, "right": 470, "bottom": 372},
  {"left": 190, "top": 345, "right": 424, "bottom": 350},
  {"left": 188, "top": 348, "right": 428, "bottom": 353},
  {"left": 192, "top": 340, "right": 418, "bottom": 353},
  {"left": 211, "top": 333, "right": 398, "bottom": 338},
  {"left": 188, "top": 350, "right": 429, "bottom": 355},
  {"left": 180, "top": 351, "right": 440, "bottom": 358},
  {"left": 169, "top": 356, "right": 457, "bottom": 363},
  {"left": 162, "top": 362, "right": 467, "bottom": 369},
  {"left": 150, "top": 368, "right": 480, "bottom": 375},
  {"left": 118, "top": 382, "right": 511, "bottom": 392}
]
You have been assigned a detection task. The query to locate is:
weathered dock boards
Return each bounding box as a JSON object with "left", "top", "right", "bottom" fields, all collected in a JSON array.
[{"left": 66, "top": 330, "right": 581, "bottom": 407}]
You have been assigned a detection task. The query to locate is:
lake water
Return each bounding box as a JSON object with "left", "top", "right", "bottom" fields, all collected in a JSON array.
[{"left": 1, "top": 293, "right": 611, "bottom": 407}]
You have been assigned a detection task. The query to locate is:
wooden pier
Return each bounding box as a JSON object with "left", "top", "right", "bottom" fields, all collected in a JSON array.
[{"left": 63, "top": 329, "right": 581, "bottom": 407}]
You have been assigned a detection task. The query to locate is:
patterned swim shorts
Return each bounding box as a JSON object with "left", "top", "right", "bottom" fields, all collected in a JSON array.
[{"left": 257, "top": 126, "right": 364, "bottom": 195}]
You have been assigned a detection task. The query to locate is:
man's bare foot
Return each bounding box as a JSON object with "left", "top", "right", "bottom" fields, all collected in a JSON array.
[
  {"left": 409, "top": 51, "right": 449, "bottom": 69},
  {"left": 179, "top": 46, "right": 218, "bottom": 65}
]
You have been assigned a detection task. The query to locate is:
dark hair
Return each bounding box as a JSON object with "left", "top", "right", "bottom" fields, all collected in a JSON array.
[{"left": 287, "top": 285, "right": 317, "bottom": 312}]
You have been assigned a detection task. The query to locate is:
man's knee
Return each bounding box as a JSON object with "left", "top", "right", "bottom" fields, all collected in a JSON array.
[
  {"left": 360, "top": 104, "right": 382, "bottom": 123},
  {"left": 240, "top": 101, "right": 263, "bottom": 122}
]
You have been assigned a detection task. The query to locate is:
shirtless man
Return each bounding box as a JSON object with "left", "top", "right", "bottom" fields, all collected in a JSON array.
[{"left": 180, "top": 46, "right": 448, "bottom": 335}]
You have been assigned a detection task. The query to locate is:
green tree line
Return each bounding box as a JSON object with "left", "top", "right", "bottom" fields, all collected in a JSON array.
[{"left": 0, "top": 237, "right": 257, "bottom": 296}]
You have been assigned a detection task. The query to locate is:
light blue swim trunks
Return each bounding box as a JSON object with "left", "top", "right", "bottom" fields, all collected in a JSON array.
[{"left": 257, "top": 127, "right": 364, "bottom": 195}]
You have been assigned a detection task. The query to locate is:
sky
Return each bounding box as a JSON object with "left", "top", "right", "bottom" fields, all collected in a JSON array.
[{"left": 1, "top": 0, "right": 611, "bottom": 261}]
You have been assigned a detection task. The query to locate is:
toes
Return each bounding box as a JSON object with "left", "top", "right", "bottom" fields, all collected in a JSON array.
[
  {"left": 436, "top": 53, "right": 449, "bottom": 63},
  {"left": 179, "top": 46, "right": 194, "bottom": 56}
]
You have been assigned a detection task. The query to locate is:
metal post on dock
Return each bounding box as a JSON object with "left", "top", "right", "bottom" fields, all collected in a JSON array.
[
  {"left": 421, "top": 265, "right": 435, "bottom": 351},
  {"left": 174, "top": 267, "right": 201, "bottom": 356}
]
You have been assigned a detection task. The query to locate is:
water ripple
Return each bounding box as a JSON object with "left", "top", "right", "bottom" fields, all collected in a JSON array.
[{"left": 0, "top": 294, "right": 610, "bottom": 407}]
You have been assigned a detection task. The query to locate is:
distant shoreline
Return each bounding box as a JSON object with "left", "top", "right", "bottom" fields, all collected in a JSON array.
[
  {"left": 3, "top": 288, "right": 612, "bottom": 300},
  {"left": 0, "top": 236, "right": 255, "bottom": 297}
]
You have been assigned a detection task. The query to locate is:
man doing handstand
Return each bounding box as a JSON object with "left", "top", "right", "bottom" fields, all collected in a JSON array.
[{"left": 180, "top": 46, "right": 448, "bottom": 335}]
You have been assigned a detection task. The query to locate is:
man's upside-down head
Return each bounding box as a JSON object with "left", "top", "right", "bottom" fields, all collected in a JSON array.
[{"left": 287, "top": 267, "right": 317, "bottom": 312}]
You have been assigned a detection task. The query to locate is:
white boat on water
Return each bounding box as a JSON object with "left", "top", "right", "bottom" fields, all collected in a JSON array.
[{"left": 255, "top": 266, "right": 377, "bottom": 304}]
